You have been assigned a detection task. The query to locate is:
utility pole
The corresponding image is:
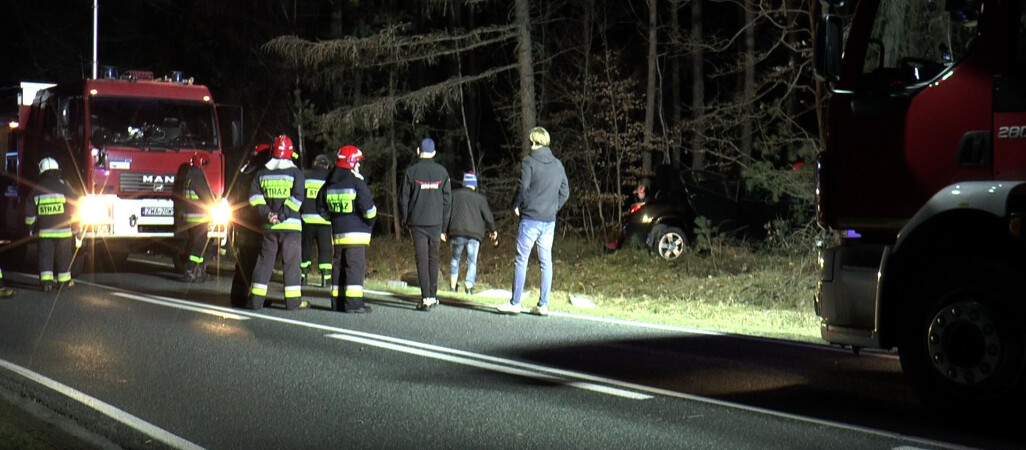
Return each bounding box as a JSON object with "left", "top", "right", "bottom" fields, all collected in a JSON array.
[{"left": 92, "top": 0, "right": 98, "bottom": 79}]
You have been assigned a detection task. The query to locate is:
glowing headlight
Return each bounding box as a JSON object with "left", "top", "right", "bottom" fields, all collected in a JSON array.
[
  {"left": 209, "top": 198, "right": 231, "bottom": 226},
  {"left": 77, "top": 195, "right": 113, "bottom": 225}
]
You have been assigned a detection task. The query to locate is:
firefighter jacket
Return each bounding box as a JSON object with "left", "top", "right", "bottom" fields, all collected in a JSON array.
[
  {"left": 301, "top": 166, "right": 330, "bottom": 226},
  {"left": 249, "top": 159, "right": 305, "bottom": 232},
  {"left": 447, "top": 187, "right": 496, "bottom": 241},
  {"left": 25, "top": 171, "right": 76, "bottom": 239},
  {"left": 316, "top": 169, "right": 377, "bottom": 246},
  {"left": 399, "top": 159, "right": 451, "bottom": 228},
  {"left": 173, "top": 165, "right": 214, "bottom": 227}
]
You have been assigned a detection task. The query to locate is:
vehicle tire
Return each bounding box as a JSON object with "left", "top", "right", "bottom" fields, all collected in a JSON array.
[
  {"left": 651, "top": 226, "right": 688, "bottom": 261},
  {"left": 898, "top": 261, "right": 1026, "bottom": 410}
]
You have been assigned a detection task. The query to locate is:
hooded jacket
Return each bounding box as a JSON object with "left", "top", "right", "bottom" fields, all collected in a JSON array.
[{"left": 512, "top": 146, "right": 569, "bottom": 222}]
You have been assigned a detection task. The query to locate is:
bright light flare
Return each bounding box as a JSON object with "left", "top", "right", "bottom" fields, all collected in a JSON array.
[
  {"left": 77, "top": 195, "right": 113, "bottom": 225},
  {"left": 208, "top": 198, "right": 231, "bottom": 226}
]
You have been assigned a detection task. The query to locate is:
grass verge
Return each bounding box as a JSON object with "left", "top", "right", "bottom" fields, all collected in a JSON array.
[{"left": 364, "top": 234, "right": 822, "bottom": 343}]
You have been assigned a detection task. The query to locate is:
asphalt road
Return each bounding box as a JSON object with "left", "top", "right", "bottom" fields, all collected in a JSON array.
[{"left": 0, "top": 256, "right": 1022, "bottom": 449}]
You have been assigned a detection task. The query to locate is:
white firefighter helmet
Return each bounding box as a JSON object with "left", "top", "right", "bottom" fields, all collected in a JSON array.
[{"left": 38, "top": 157, "right": 59, "bottom": 174}]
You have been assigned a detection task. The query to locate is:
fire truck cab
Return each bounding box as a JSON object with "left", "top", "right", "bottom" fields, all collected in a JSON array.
[
  {"left": 2, "top": 69, "right": 241, "bottom": 270},
  {"left": 814, "top": 0, "right": 1026, "bottom": 408}
]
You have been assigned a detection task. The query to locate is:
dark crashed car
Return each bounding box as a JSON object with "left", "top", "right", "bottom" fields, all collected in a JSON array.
[{"left": 606, "top": 187, "right": 697, "bottom": 261}]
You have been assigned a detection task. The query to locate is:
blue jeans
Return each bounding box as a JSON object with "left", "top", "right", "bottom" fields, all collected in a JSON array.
[
  {"left": 511, "top": 218, "right": 555, "bottom": 307},
  {"left": 449, "top": 236, "right": 480, "bottom": 288}
]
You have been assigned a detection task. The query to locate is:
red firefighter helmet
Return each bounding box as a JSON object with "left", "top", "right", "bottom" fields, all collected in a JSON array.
[
  {"left": 190, "top": 152, "right": 210, "bottom": 167},
  {"left": 272, "top": 135, "right": 294, "bottom": 159},
  {"left": 336, "top": 145, "right": 364, "bottom": 170}
]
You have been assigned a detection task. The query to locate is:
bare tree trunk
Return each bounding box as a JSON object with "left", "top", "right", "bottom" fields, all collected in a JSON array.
[
  {"left": 669, "top": 0, "right": 682, "bottom": 169},
  {"left": 389, "top": 74, "right": 401, "bottom": 240},
  {"left": 515, "top": 0, "right": 537, "bottom": 157},
  {"left": 741, "top": 0, "right": 755, "bottom": 167},
  {"left": 691, "top": 0, "right": 706, "bottom": 170},
  {"left": 642, "top": 0, "right": 658, "bottom": 176}
]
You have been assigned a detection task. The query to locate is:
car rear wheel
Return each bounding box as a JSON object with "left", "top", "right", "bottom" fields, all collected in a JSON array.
[{"left": 652, "top": 226, "right": 687, "bottom": 261}]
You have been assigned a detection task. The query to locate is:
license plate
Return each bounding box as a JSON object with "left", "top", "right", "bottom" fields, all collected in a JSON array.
[{"left": 141, "top": 206, "right": 174, "bottom": 217}]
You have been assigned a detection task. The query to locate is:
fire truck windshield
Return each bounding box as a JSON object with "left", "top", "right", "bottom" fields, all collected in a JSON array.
[
  {"left": 859, "top": 1, "right": 978, "bottom": 88},
  {"left": 89, "top": 97, "right": 218, "bottom": 150}
]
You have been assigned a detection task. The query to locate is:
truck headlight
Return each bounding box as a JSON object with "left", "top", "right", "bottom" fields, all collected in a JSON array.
[
  {"left": 77, "top": 195, "right": 113, "bottom": 225},
  {"left": 209, "top": 198, "right": 231, "bottom": 227}
]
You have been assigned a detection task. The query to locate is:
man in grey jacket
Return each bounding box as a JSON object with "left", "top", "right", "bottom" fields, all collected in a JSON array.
[{"left": 497, "top": 127, "right": 569, "bottom": 316}]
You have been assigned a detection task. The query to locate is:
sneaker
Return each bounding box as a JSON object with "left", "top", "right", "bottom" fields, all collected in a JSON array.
[
  {"left": 496, "top": 302, "right": 521, "bottom": 314},
  {"left": 416, "top": 297, "right": 438, "bottom": 311},
  {"left": 465, "top": 285, "right": 474, "bottom": 296},
  {"left": 530, "top": 305, "right": 549, "bottom": 316}
]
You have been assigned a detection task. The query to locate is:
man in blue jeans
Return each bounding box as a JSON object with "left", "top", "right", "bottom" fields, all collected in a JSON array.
[
  {"left": 447, "top": 171, "right": 497, "bottom": 295},
  {"left": 497, "top": 127, "right": 569, "bottom": 316}
]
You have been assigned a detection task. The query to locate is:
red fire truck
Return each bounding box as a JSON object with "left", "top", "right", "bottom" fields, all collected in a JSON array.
[
  {"left": 814, "top": 0, "right": 1026, "bottom": 407},
  {"left": 1, "top": 69, "right": 241, "bottom": 270}
]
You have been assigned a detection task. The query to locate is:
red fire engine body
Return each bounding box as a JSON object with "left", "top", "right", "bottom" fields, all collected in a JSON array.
[
  {"left": 1, "top": 70, "right": 239, "bottom": 268},
  {"left": 814, "top": 0, "right": 1026, "bottom": 407}
]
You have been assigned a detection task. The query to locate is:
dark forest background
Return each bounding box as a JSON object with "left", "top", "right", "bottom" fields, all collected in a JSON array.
[{"left": 1, "top": 0, "right": 836, "bottom": 246}]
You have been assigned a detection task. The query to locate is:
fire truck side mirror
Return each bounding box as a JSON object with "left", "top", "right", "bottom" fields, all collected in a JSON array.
[
  {"left": 814, "top": 14, "right": 843, "bottom": 85},
  {"left": 216, "top": 104, "right": 244, "bottom": 150}
]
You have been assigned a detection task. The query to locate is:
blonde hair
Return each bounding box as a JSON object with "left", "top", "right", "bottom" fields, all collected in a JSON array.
[{"left": 529, "top": 127, "right": 550, "bottom": 149}]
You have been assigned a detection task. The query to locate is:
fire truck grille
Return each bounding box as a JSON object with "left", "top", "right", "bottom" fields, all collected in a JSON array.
[{"left": 119, "top": 173, "right": 176, "bottom": 194}]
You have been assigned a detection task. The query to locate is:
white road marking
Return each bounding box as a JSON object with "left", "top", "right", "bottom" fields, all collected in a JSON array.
[
  {"left": 0, "top": 358, "right": 205, "bottom": 450},
  {"left": 325, "top": 333, "right": 653, "bottom": 400},
  {"left": 112, "top": 292, "right": 248, "bottom": 320},
  {"left": 69, "top": 279, "right": 951, "bottom": 448}
]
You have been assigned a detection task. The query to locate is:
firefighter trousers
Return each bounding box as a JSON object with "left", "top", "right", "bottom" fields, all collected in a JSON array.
[
  {"left": 38, "top": 237, "right": 73, "bottom": 286},
  {"left": 183, "top": 225, "right": 208, "bottom": 272},
  {"left": 301, "top": 223, "right": 333, "bottom": 278},
  {"left": 331, "top": 245, "right": 366, "bottom": 312},
  {"left": 249, "top": 231, "right": 303, "bottom": 310}
]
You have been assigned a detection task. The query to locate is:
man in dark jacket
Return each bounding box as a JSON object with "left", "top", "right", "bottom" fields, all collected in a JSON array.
[
  {"left": 497, "top": 127, "right": 569, "bottom": 316},
  {"left": 447, "top": 171, "right": 496, "bottom": 295},
  {"left": 173, "top": 152, "right": 215, "bottom": 282},
  {"left": 398, "top": 137, "right": 451, "bottom": 311},
  {"left": 25, "top": 157, "right": 77, "bottom": 292},
  {"left": 301, "top": 154, "right": 333, "bottom": 287},
  {"left": 317, "top": 145, "right": 376, "bottom": 313},
  {"left": 247, "top": 134, "right": 306, "bottom": 310}
]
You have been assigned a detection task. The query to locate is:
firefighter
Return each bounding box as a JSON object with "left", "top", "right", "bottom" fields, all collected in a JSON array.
[
  {"left": 247, "top": 134, "right": 306, "bottom": 310},
  {"left": 25, "top": 157, "right": 77, "bottom": 292},
  {"left": 300, "top": 154, "right": 333, "bottom": 287},
  {"left": 173, "top": 152, "right": 215, "bottom": 282},
  {"left": 317, "top": 145, "right": 376, "bottom": 313}
]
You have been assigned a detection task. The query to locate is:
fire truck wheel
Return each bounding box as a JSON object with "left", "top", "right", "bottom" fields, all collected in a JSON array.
[
  {"left": 651, "top": 226, "right": 687, "bottom": 261},
  {"left": 898, "top": 263, "right": 1026, "bottom": 410}
]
